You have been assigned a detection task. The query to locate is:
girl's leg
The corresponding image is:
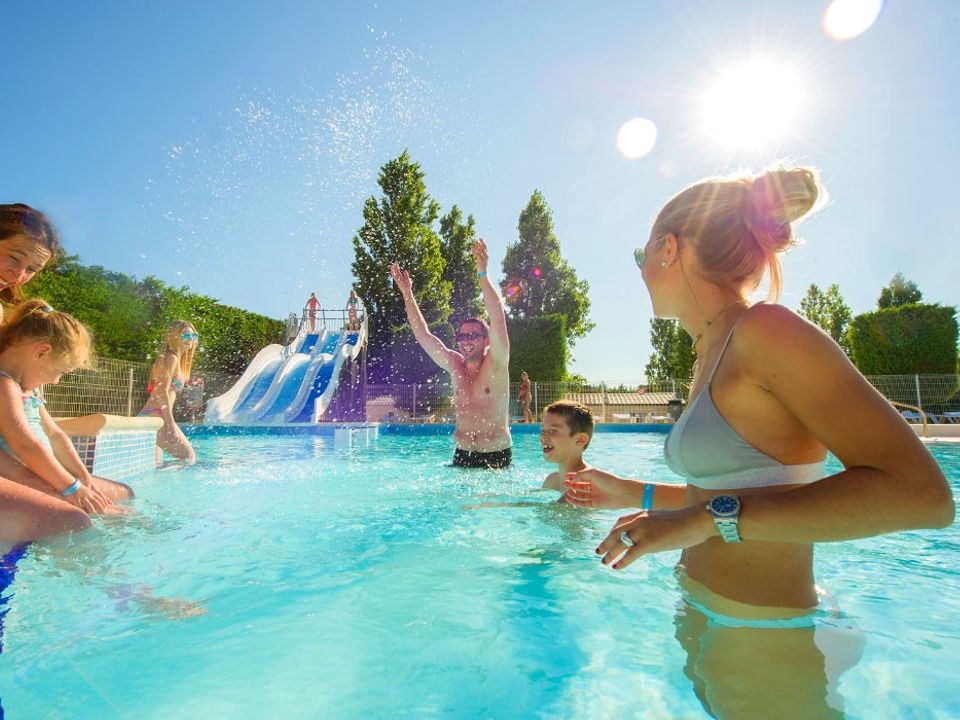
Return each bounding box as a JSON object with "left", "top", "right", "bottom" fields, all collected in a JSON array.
[
  {"left": 0, "top": 474, "right": 90, "bottom": 545},
  {"left": 156, "top": 423, "right": 196, "bottom": 464}
]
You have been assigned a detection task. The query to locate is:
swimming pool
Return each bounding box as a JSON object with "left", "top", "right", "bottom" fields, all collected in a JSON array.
[{"left": 1, "top": 430, "right": 957, "bottom": 718}]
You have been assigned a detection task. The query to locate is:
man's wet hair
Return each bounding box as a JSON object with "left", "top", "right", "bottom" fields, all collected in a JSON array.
[
  {"left": 544, "top": 400, "right": 594, "bottom": 448},
  {"left": 459, "top": 317, "right": 489, "bottom": 336}
]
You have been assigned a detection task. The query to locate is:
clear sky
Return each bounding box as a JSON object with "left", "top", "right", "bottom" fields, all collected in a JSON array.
[{"left": 4, "top": 1, "right": 958, "bottom": 385}]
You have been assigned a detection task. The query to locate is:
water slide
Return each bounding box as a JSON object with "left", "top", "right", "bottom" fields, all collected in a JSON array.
[{"left": 205, "top": 312, "right": 366, "bottom": 425}]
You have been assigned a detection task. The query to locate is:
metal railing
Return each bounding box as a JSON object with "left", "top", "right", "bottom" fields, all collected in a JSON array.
[{"left": 40, "top": 362, "right": 960, "bottom": 425}]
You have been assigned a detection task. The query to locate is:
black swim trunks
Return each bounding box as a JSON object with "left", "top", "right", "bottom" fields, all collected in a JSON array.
[{"left": 452, "top": 447, "right": 513, "bottom": 469}]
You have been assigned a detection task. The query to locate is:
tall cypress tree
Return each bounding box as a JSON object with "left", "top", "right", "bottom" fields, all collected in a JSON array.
[
  {"left": 351, "top": 151, "right": 451, "bottom": 382},
  {"left": 500, "top": 190, "right": 593, "bottom": 347},
  {"left": 439, "top": 206, "right": 483, "bottom": 328},
  {"left": 645, "top": 318, "right": 696, "bottom": 383}
]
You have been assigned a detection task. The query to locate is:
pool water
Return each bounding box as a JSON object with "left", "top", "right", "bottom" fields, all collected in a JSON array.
[{"left": 0, "top": 431, "right": 957, "bottom": 719}]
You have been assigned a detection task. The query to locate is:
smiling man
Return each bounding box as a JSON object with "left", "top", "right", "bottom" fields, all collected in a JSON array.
[{"left": 389, "top": 239, "right": 512, "bottom": 468}]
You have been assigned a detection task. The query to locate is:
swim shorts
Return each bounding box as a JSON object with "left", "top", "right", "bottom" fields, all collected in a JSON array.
[{"left": 452, "top": 447, "right": 512, "bottom": 469}]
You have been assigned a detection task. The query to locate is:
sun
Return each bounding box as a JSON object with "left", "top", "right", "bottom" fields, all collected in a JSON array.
[{"left": 702, "top": 61, "right": 804, "bottom": 150}]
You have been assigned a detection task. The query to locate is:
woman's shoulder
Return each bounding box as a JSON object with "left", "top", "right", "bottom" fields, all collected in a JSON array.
[{"left": 733, "top": 302, "right": 842, "bottom": 369}]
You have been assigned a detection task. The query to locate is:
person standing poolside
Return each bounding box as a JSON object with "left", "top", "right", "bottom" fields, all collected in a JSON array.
[
  {"left": 304, "top": 292, "right": 321, "bottom": 333},
  {"left": 517, "top": 370, "right": 534, "bottom": 423},
  {"left": 139, "top": 320, "right": 199, "bottom": 464},
  {"left": 346, "top": 289, "right": 360, "bottom": 332},
  {"left": 390, "top": 239, "right": 512, "bottom": 468},
  {"left": 0, "top": 203, "right": 92, "bottom": 542},
  {"left": 562, "top": 166, "right": 953, "bottom": 718}
]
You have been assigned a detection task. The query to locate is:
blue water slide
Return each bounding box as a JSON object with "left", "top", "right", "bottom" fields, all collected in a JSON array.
[
  {"left": 298, "top": 333, "right": 321, "bottom": 354},
  {"left": 251, "top": 356, "right": 313, "bottom": 423},
  {"left": 288, "top": 332, "right": 359, "bottom": 423},
  {"left": 232, "top": 358, "right": 284, "bottom": 415}
]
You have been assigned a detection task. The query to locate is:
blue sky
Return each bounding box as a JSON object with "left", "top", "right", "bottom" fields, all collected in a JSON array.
[{"left": 4, "top": 1, "right": 958, "bottom": 384}]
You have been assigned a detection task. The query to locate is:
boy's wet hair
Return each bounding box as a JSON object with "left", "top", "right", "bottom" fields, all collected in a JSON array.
[
  {"left": 0, "top": 298, "right": 94, "bottom": 371},
  {"left": 544, "top": 400, "right": 594, "bottom": 448}
]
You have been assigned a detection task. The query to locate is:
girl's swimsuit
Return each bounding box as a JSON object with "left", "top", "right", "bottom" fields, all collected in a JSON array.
[{"left": 0, "top": 370, "right": 53, "bottom": 457}]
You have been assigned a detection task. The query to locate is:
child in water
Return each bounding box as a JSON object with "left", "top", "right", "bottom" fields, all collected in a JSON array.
[{"left": 0, "top": 299, "right": 133, "bottom": 514}]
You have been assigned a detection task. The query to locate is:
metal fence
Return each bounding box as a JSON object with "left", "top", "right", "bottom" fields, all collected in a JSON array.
[
  {"left": 42, "top": 357, "right": 243, "bottom": 422},
  {"left": 42, "top": 359, "right": 960, "bottom": 424}
]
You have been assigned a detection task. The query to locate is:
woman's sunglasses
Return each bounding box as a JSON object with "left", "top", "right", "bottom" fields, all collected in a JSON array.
[
  {"left": 182, "top": 332, "right": 199, "bottom": 342},
  {"left": 633, "top": 247, "right": 648, "bottom": 270}
]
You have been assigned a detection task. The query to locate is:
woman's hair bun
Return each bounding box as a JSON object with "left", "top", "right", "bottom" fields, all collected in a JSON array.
[{"left": 745, "top": 167, "right": 822, "bottom": 252}]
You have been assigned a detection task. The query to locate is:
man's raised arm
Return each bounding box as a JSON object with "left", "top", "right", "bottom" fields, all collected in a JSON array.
[
  {"left": 472, "top": 239, "right": 509, "bottom": 364},
  {"left": 390, "top": 262, "right": 454, "bottom": 372}
]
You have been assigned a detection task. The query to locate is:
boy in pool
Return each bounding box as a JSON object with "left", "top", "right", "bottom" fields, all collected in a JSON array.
[{"left": 540, "top": 400, "right": 594, "bottom": 496}]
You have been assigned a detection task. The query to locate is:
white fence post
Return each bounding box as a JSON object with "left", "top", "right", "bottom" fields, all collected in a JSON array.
[
  {"left": 127, "top": 367, "right": 135, "bottom": 416},
  {"left": 915, "top": 374, "right": 922, "bottom": 412}
]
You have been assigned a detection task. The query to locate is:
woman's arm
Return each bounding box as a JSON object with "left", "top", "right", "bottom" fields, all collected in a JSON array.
[
  {"left": 733, "top": 305, "right": 952, "bottom": 540},
  {"left": 597, "top": 306, "right": 954, "bottom": 569},
  {"left": 563, "top": 468, "right": 687, "bottom": 510}
]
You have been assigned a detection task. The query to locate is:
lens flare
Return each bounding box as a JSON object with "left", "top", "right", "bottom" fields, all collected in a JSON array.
[
  {"left": 702, "top": 61, "right": 803, "bottom": 149},
  {"left": 503, "top": 276, "right": 525, "bottom": 306},
  {"left": 822, "top": 0, "right": 884, "bottom": 41},
  {"left": 615, "top": 117, "right": 658, "bottom": 159},
  {"left": 529, "top": 267, "right": 542, "bottom": 279}
]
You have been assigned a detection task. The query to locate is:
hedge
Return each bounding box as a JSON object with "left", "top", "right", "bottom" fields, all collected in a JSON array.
[
  {"left": 849, "top": 304, "right": 958, "bottom": 375},
  {"left": 507, "top": 314, "right": 567, "bottom": 382}
]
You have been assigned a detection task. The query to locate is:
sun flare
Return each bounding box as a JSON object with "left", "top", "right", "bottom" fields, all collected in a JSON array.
[{"left": 702, "top": 61, "right": 804, "bottom": 150}]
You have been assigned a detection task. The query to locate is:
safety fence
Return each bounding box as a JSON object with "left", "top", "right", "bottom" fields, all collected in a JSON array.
[{"left": 42, "top": 362, "right": 960, "bottom": 425}]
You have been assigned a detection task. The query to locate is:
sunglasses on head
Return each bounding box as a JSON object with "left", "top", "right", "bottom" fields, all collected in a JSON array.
[
  {"left": 455, "top": 331, "right": 486, "bottom": 342},
  {"left": 182, "top": 331, "right": 199, "bottom": 342}
]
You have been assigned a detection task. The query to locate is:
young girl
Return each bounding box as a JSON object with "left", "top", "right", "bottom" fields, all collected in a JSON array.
[
  {"left": 0, "top": 299, "right": 134, "bottom": 516},
  {"left": 138, "top": 320, "right": 198, "bottom": 464}
]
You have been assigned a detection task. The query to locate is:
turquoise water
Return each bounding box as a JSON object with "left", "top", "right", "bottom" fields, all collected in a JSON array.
[{"left": 0, "top": 431, "right": 957, "bottom": 719}]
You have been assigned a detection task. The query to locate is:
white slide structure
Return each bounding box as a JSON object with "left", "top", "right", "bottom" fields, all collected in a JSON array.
[{"left": 205, "top": 314, "right": 366, "bottom": 425}]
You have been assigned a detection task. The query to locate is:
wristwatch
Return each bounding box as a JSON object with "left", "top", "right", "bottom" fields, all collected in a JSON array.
[{"left": 707, "top": 494, "right": 742, "bottom": 543}]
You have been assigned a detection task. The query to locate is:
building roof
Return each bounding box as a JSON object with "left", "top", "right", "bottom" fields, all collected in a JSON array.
[{"left": 563, "top": 392, "right": 678, "bottom": 406}]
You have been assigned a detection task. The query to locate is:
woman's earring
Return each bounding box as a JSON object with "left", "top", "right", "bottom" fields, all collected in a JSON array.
[{"left": 661, "top": 261, "right": 668, "bottom": 268}]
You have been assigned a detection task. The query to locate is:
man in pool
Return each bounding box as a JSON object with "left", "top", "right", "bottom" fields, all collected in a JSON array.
[{"left": 390, "top": 239, "right": 512, "bottom": 468}]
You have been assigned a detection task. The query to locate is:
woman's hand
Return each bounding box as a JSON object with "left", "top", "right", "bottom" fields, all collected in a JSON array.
[
  {"left": 389, "top": 262, "right": 413, "bottom": 297},
  {"left": 563, "top": 469, "right": 645, "bottom": 509},
  {"left": 471, "top": 239, "right": 489, "bottom": 274},
  {"left": 596, "top": 505, "right": 716, "bottom": 570},
  {"left": 68, "top": 482, "right": 113, "bottom": 515}
]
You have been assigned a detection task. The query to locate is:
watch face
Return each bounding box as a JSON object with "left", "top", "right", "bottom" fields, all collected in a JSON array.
[{"left": 711, "top": 495, "right": 739, "bottom": 517}]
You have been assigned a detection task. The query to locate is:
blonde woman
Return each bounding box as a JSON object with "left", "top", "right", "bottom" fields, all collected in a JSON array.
[
  {"left": 564, "top": 167, "right": 953, "bottom": 717},
  {"left": 139, "top": 320, "right": 198, "bottom": 464}
]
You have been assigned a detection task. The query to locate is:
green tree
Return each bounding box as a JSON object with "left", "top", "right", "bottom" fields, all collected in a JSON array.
[
  {"left": 878, "top": 272, "right": 922, "bottom": 309},
  {"left": 439, "top": 205, "right": 483, "bottom": 328},
  {"left": 500, "top": 190, "right": 593, "bottom": 347},
  {"left": 645, "top": 318, "right": 695, "bottom": 382},
  {"left": 351, "top": 151, "right": 451, "bottom": 382},
  {"left": 798, "top": 283, "right": 853, "bottom": 356}
]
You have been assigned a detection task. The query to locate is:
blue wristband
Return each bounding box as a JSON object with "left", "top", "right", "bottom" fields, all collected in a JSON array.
[
  {"left": 61, "top": 478, "right": 82, "bottom": 498},
  {"left": 641, "top": 482, "right": 655, "bottom": 510},
  {"left": 477, "top": 271, "right": 487, "bottom": 278}
]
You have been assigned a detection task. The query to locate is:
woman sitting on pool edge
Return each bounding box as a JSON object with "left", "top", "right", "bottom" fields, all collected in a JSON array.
[
  {"left": 139, "top": 320, "right": 199, "bottom": 464},
  {"left": 0, "top": 299, "right": 133, "bottom": 514},
  {"left": 562, "top": 166, "right": 953, "bottom": 718},
  {"left": 0, "top": 203, "right": 94, "bottom": 542}
]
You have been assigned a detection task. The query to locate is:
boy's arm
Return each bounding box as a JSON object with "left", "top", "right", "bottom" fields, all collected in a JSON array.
[
  {"left": 390, "top": 262, "right": 456, "bottom": 372},
  {"left": 471, "top": 240, "right": 509, "bottom": 366},
  {"left": 542, "top": 471, "right": 564, "bottom": 492}
]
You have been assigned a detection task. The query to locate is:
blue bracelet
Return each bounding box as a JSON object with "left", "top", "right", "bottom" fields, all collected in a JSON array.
[
  {"left": 477, "top": 271, "right": 487, "bottom": 278},
  {"left": 641, "top": 482, "right": 655, "bottom": 510},
  {"left": 61, "top": 478, "right": 82, "bottom": 497}
]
